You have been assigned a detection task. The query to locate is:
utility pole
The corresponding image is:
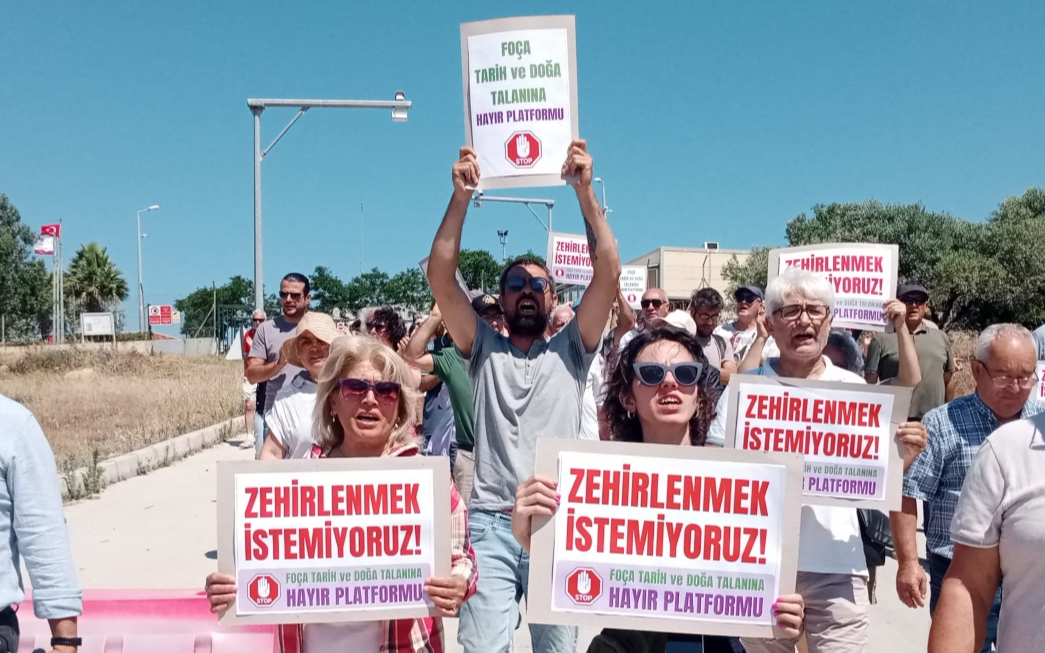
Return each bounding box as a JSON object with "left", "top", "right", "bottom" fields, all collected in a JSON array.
[{"left": 498, "top": 230, "right": 509, "bottom": 262}]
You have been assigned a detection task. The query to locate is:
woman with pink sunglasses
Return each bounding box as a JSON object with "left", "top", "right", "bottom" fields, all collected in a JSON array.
[{"left": 205, "top": 336, "right": 477, "bottom": 652}]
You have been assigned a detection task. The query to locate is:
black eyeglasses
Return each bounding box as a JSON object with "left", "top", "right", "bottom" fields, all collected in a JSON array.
[
  {"left": 367, "top": 322, "right": 387, "bottom": 333},
  {"left": 506, "top": 276, "right": 550, "bottom": 293},
  {"left": 338, "top": 378, "right": 401, "bottom": 404},
  {"left": 279, "top": 291, "right": 304, "bottom": 300},
  {"left": 773, "top": 303, "right": 830, "bottom": 322},
  {"left": 252, "top": 318, "right": 265, "bottom": 323},
  {"left": 640, "top": 299, "right": 665, "bottom": 309},
  {"left": 632, "top": 362, "right": 705, "bottom": 387},
  {"left": 900, "top": 296, "right": 928, "bottom": 307},
  {"left": 735, "top": 293, "right": 760, "bottom": 304}
]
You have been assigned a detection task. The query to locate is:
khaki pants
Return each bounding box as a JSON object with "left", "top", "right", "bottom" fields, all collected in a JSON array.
[
  {"left": 742, "top": 572, "right": 869, "bottom": 653},
  {"left": 453, "top": 449, "right": 475, "bottom": 506}
]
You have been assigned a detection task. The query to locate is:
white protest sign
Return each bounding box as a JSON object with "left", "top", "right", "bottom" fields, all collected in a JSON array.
[
  {"left": 461, "top": 16, "right": 579, "bottom": 190},
  {"left": 768, "top": 243, "right": 899, "bottom": 332},
  {"left": 723, "top": 375, "right": 912, "bottom": 510},
  {"left": 548, "top": 231, "right": 593, "bottom": 287},
  {"left": 527, "top": 439, "right": 803, "bottom": 639},
  {"left": 217, "top": 458, "right": 452, "bottom": 626},
  {"left": 620, "top": 267, "right": 647, "bottom": 309},
  {"left": 419, "top": 257, "right": 470, "bottom": 298}
]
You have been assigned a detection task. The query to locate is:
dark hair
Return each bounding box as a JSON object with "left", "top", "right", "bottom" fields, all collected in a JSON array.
[
  {"left": 282, "top": 272, "right": 311, "bottom": 296},
  {"left": 826, "top": 327, "right": 865, "bottom": 374},
  {"left": 499, "top": 256, "right": 557, "bottom": 295},
  {"left": 689, "top": 287, "right": 724, "bottom": 311},
  {"left": 367, "top": 306, "right": 406, "bottom": 348},
  {"left": 603, "top": 326, "right": 720, "bottom": 446}
]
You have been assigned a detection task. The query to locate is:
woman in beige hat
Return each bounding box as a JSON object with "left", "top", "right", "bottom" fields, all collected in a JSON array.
[{"left": 258, "top": 312, "right": 342, "bottom": 460}]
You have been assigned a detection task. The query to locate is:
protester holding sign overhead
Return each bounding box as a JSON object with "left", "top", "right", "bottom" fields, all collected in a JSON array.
[
  {"left": 513, "top": 326, "right": 806, "bottom": 653},
  {"left": 205, "top": 336, "right": 477, "bottom": 652},
  {"left": 428, "top": 140, "right": 620, "bottom": 653}
]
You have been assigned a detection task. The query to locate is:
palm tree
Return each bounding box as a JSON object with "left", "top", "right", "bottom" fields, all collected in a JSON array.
[{"left": 66, "top": 243, "right": 129, "bottom": 313}]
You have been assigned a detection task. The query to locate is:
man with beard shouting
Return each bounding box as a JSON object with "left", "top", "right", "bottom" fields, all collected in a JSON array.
[{"left": 429, "top": 141, "right": 621, "bottom": 653}]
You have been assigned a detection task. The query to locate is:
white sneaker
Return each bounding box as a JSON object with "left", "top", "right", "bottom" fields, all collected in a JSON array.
[{"left": 239, "top": 437, "right": 256, "bottom": 450}]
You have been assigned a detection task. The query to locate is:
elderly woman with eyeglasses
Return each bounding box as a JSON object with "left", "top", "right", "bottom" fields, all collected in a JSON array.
[
  {"left": 205, "top": 336, "right": 477, "bottom": 652},
  {"left": 511, "top": 326, "right": 806, "bottom": 653}
]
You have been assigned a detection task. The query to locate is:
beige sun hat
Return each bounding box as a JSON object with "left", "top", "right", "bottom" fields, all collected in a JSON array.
[{"left": 281, "top": 312, "right": 340, "bottom": 367}]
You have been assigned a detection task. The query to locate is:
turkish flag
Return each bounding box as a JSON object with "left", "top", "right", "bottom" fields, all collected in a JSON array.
[{"left": 41, "top": 224, "right": 61, "bottom": 237}]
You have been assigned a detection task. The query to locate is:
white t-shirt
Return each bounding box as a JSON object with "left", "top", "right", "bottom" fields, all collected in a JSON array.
[
  {"left": 714, "top": 322, "right": 778, "bottom": 364},
  {"left": 303, "top": 621, "right": 383, "bottom": 651},
  {"left": 951, "top": 414, "right": 1045, "bottom": 653},
  {"left": 267, "top": 374, "right": 318, "bottom": 459},
  {"left": 707, "top": 356, "right": 868, "bottom": 576},
  {"left": 579, "top": 353, "right": 606, "bottom": 441}
]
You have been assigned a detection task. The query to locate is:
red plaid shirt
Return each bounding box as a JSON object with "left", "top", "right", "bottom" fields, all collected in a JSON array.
[{"left": 278, "top": 442, "right": 477, "bottom": 652}]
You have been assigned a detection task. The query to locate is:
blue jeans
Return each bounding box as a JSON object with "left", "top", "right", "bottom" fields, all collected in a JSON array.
[
  {"left": 458, "top": 510, "right": 577, "bottom": 653},
  {"left": 253, "top": 413, "right": 266, "bottom": 458},
  {"left": 929, "top": 552, "right": 1000, "bottom": 653}
]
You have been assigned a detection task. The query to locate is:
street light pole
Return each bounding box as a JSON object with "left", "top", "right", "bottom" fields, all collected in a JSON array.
[
  {"left": 594, "top": 177, "right": 611, "bottom": 215},
  {"left": 248, "top": 93, "right": 413, "bottom": 311},
  {"left": 497, "top": 230, "right": 509, "bottom": 261},
  {"left": 471, "top": 191, "right": 555, "bottom": 235},
  {"left": 136, "top": 205, "right": 159, "bottom": 332}
]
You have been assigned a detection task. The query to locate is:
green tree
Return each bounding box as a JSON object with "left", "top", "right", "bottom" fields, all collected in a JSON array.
[
  {"left": 65, "top": 243, "right": 129, "bottom": 315},
  {"left": 174, "top": 276, "right": 254, "bottom": 336},
  {"left": 0, "top": 193, "right": 52, "bottom": 339},
  {"left": 385, "top": 268, "right": 433, "bottom": 313},
  {"left": 346, "top": 268, "right": 391, "bottom": 309},
  {"left": 458, "top": 249, "right": 502, "bottom": 292},
  {"left": 310, "top": 265, "right": 354, "bottom": 313},
  {"left": 721, "top": 247, "right": 770, "bottom": 300}
]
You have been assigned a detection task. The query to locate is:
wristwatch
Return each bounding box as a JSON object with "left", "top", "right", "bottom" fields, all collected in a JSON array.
[{"left": 51, "top": 636, "right": 82, "bottom": 647}]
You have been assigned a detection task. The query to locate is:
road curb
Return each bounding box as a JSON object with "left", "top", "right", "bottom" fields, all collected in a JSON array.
[{"left": 61, "top": 418, "right": 239, "bottom": 499}]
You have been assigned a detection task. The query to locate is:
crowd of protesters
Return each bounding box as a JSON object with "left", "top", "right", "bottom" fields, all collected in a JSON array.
[{"left": 3, "top": 141, "right": 1044, "bottom": 653}]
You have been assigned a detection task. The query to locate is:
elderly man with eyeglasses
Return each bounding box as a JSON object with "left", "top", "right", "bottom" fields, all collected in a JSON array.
[
  {"left": 708, "top": 268, "right": 927, "bottom": 653},
  {"left": 892, "top": 324, "right": 1042, "bottom": 653},
  {"left": 241, "top": 309, "right": 268, "bottom": 452}
]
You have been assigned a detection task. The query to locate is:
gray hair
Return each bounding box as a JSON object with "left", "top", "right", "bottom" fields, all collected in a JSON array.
[
  {"left": 974, "top": 324, "right": 1035, "bottom": 362},
  {"left": 765, "top": 268, "right": 835, "bottom": 315},
  {"left": 552, "top": 305, "right": 575, "bottom": 321}
]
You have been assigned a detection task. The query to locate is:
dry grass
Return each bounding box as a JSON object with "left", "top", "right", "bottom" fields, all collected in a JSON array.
[
  {"left": 0, "top": 350, "right": 242, "bottom": 470},
  {"left": 948, "top": 330, "right": 977, "bottom": 398}
]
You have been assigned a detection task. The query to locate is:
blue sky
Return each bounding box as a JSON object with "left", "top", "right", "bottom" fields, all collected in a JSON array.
[{"left": 3, "top": 1, "right": 1043, "bottom": 334}]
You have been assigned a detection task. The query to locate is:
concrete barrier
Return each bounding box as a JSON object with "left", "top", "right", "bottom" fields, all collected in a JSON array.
[
  {"left": 17, "top": 590, "right": 276, "bottom": 652},
  {"left": 61, "top": 418, "right": 237, "bottom": 499}
]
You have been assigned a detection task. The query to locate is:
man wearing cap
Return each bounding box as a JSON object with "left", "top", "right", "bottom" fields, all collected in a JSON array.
[
  {"left": 689, "top": 288, "right": 737, "bottom": 385},
  {"left": 258, "top": 312, "right": 339, "bottom": 460},
  {"left": 865, "top": 283, "right": 955, "bottom": 419},
  {"left": 715, "top": 285, "right": 770, "bottom": 364}
]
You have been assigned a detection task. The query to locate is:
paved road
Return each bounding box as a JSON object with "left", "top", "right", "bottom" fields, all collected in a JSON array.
[{"left": 52, "top": 437, "right": 932, "bottom": 652}]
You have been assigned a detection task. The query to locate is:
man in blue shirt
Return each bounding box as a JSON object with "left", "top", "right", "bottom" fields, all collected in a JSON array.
[
  {"left": 893, "top": 324, "right": 1042, "bottom": 653},
  {"left": 0, "top": 393, "right": 82, "bottom": 653}
]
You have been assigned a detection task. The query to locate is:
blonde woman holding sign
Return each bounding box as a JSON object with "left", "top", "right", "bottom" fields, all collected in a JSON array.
[
  {"left": 205, "top": 336, "right": 478, "bottom": 653},
  {"left": 512, "top": 326, "right": 806, "bottom": 653}
]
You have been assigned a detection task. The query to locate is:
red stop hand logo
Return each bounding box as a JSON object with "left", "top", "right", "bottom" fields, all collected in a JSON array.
[
  {"left": 506, "top": 131, "right": 542, "bottom": 168},
  {"left": 247, "top": 574, "right": 280, "bottom": 608},
  {"left": 565, "top": 567, "right": 603, "bottom": 605}
]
